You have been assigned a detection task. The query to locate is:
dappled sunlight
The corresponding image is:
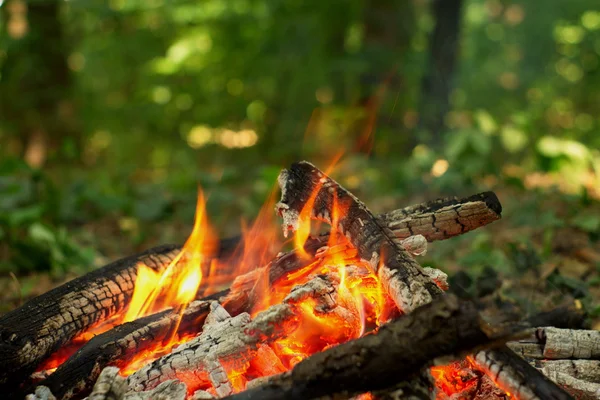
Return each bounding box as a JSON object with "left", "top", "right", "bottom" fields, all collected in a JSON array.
[{"left": 186, "top": 126, "right": 258, "bottom": 149}]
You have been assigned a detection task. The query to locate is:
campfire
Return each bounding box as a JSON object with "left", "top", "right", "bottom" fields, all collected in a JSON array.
[{"left": 1, "top": 161, "right": 597, "bottom": 400}]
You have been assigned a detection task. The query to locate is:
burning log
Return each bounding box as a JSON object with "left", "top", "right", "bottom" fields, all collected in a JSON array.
[
  {"left": 221, "top": 294, "right": 575, "bottom": 400},
  {"left": 0, "top": 244, "right": 182, "bottom": 392},
  {"left": 276, "top": 161, "right": 444, "bottom": 313},
  {"left": 126, "top": 273, "right": 341, "bottom": 397}
]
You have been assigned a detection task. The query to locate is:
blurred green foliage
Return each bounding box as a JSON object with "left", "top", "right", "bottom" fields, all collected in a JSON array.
[{"left": 0, "top": 0, "right": 599, "bottom": 283}]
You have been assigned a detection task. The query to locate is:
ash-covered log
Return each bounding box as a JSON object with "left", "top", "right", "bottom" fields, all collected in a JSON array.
[
  {"left": 380, "top": 191, "right": 502, "bottom": 242},
  {"left": 276, "top": 161, "right": 443, "bottom": 313},
  {"left": 507, "top": 327, "right": 600, "bottom": 360},
  {"left": 533, "top": 360, "right": 600, "bottom": 384},
  {"left": 533, "top": 359, "right": 600, "bottom": 399},
  {"left": 222, "top": 294, "right": 576, "bottom": 400},
  {"left": 126, "top": 273, "right": 342, "bottom": 397}
]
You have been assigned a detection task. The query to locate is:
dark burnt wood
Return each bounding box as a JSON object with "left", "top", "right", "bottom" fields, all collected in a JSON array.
[{"left": 0, "top": 244, "right": 180, "bottom": 392}]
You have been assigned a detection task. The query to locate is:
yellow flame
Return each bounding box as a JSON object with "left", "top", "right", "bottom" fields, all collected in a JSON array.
[{"left": 124, "top": 189, "right": 215, "bottom": 322}]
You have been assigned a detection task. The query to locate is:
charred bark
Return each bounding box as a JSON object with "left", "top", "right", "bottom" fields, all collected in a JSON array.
[
  {"left": 0, "top": 245, "right": 180, "bottom": 392},
  {"left": 0, "top": 238, "right": 240, "bottom": 393},
  {"left": 222, "top": 294, "right": 574, "bottom": 400}
]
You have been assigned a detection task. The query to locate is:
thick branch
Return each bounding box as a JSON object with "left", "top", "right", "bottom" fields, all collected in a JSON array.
[
  {"left": 381, "top": 191, "right": 502, "bottom": 241},
  {"left": 508, "top": 328, "right": 600, "bottom": 360}
]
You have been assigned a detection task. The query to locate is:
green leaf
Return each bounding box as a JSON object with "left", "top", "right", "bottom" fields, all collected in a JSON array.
[
  {"left": 29, "top": 223, "right": 57, "bottom": 245},
  {"left": 571, "top": 213, "right": 600, "bottom": 233},
  {"left": 7, "top": 205, "right": 45, "bottom": 227}
]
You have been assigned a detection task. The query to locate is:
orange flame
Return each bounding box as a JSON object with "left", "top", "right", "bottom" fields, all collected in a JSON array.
[{"left": 124, "top": 190, "right": 215, "bottom": 323}]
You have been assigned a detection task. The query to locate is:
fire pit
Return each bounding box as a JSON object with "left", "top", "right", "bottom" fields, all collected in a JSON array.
[{"left": 1, "top": 161, "right": 597, "bottom": 400}]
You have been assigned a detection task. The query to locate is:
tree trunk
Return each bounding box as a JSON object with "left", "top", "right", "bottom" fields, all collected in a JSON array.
[
  {"left": 352, "top": 0, "right": 416, "bottom": 156},
  {"left": 0, "top": 0, "right": 77, "bottom": 167},
  {"left": 418, "top": 0, "right": 464, "bottom": 149}
]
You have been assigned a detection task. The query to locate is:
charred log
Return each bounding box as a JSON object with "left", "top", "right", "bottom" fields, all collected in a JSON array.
[
  {"left": 222, "top": 294, "right": 574, "bottom": 400},
  {"left": 276, "top": 161, "right": 443, "bottom": 313},
  {"left": 0, "top": 245, "right": 180, "bottom": 392}
]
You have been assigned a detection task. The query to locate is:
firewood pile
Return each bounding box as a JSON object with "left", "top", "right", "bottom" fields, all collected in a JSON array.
[{"left": 1, "top": 161, "right": 598, "bottom": 400}]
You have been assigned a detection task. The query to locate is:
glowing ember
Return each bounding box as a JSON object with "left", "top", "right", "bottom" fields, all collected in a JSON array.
[{"left": 431, "top": 361, "right": 478, "bottom": 397}]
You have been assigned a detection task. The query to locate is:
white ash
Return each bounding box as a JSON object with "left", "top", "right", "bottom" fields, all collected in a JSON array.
[
  {"left": 378, "top": 265, "right": 434, "bottom": 314},
  {"left": 423, "top": 267, "right": 449, "bottom": 291},
  {"left": 25, "top": 386, "right": 57, "bottom": 400},
  {"left": 204, "top": 302, "right": 232, "bottom": 326},
  {"left": 124, "top": 380, "right": 187, "bottom": 400},
  {"left": 87, "top": 366, "right": 128, "bottom": 400},
  {"left": 399, "top": 235, "right": 428, "bottom": 256},
  {"left": 192, "top": 389, "right": 217, "bottom": 400}
]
